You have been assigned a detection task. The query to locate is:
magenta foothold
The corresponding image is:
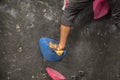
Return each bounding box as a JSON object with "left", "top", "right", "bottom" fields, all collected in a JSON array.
[{"left": 46, "top": 67, "right": 66, "bottom": 80}]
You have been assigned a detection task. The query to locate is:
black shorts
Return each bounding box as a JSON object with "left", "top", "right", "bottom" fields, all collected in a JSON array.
[{"left": 61, "top": 0, "right": 93, "bottom": 27}]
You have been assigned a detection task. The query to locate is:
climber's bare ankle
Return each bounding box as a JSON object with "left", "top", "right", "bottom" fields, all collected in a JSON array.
[{"left": 57, "top": 44, "right": 65, "bottom": 50}]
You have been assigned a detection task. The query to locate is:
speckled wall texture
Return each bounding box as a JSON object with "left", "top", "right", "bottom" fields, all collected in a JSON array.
[{"left": 0, "top": 0, "right": 120, "bottom": 80}]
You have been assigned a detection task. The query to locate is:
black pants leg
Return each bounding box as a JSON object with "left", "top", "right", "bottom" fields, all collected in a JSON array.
[{"left": 61, "top": 0, "right": 93, "bottom": 27}]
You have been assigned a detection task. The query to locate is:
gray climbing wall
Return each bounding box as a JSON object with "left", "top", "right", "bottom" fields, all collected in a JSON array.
[{"left": 0, "top": 0, "right": 120, "bottom": 80}]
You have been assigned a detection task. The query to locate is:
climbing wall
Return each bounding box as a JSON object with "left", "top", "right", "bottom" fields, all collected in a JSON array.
[{"left": 0, "top": 0, "right": 120, "bottom": 80}]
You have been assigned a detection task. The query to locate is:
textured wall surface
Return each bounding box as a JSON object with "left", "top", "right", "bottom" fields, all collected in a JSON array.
[{"left": 0, "top": 0, "right": 120, "bottom": 80}]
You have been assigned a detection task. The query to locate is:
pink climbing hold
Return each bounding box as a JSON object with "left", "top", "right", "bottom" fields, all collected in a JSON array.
[
  {"left": 93, "top": 0, "right": 110, "bottom": 19},
  {"left": 46, "top": 67, "right": 66, "bottom": 80}
]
